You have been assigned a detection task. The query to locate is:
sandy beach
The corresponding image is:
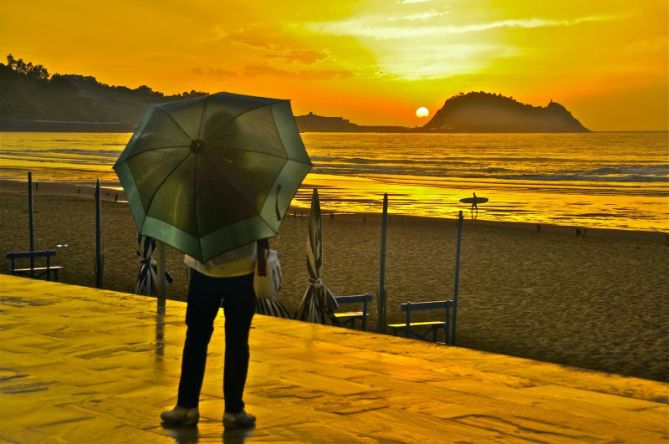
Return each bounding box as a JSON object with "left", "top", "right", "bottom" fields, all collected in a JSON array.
[{"left": 1, "top": 180, "right": 667, "bottom": 382}]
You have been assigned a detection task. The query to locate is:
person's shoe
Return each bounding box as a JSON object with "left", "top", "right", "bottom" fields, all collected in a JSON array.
[
  {"left": 160, "top": 406, "right": 199, "bottom": 426},
  {"left": 223, "top": 410, "right": 256, "bottom": 429}
]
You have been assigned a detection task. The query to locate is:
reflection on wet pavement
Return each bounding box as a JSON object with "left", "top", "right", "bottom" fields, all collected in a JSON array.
[{"left": 1, "top": 275, "right": 667, "bottom": 442}]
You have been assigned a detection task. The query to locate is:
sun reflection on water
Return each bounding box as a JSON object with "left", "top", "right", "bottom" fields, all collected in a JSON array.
[{"left": 1, "top": 131, "right": 667, "bottom": 232}]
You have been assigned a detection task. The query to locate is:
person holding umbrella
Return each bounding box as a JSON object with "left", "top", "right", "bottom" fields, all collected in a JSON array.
[
  {"left": 160, "top": 244, "right": 259, "bottom": 428},
  {"left": 113, "top": 92, "right": 312, "bottom": 428}
]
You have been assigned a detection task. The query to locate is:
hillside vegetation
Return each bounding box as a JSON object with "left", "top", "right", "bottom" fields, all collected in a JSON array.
[{"left": 0, "top": 55, "right": 205, "bottom": 131}]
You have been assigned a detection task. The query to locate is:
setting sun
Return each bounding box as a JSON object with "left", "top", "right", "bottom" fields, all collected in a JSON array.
[{"left": 416, "top": 106, "right": 430, "bottom": 118}]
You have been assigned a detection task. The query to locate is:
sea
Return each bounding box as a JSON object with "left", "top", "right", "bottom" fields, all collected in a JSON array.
[{"left": 1, "top": 131, "right": 667, "bottom": 232}]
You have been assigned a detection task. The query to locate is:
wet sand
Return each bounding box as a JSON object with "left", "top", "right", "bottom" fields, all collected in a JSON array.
[{"left": 1, "top": 180, "right": 667, "bottom": 381}]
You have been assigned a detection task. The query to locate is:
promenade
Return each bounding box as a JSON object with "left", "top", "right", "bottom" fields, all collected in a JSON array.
[{"left": 1, "top": 274, "right": 667, "bottom": 443}]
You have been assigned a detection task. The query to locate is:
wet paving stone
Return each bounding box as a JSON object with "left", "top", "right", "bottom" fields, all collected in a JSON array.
[{"left": 1, "top": 275, "right": 667, "bottom": 443}]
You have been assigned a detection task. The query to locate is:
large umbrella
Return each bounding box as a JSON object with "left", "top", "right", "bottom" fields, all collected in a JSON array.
[
  {"left": 114, "top": 92, "right": 312, "bottom": 262},
  {"left": 135, "top": 234, "right": 173, "bottom": 296},
  {"left": 295, "top": 189, "right": 339, "bottom": 324}
]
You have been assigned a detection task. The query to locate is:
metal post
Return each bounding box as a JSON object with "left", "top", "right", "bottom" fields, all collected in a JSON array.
[
  {"left": 95, "top": 179, "right": 103, "bottom": 288},
  {"left": 451, "top": 211, "right": 464, "bottom": 345},
  {"left": 156, "top": 241, "right": 166, "bottom": 299},
  {"left": 377, "top": 193, "right": 389, "bottom": 333},
  {"left": 28, "top": 172, "right": 35, "bottom": 277}
]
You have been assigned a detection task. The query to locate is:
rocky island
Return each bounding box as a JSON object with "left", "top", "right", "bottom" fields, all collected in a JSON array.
[{"left": 423, "top": 92, "right": 589, "bottom": 132}]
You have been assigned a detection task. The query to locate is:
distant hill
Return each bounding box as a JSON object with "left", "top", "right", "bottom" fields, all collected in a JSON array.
[
  {"left": 294, "top": 112, "right": 411, "bottom": 133},
  {"left": 0, "top": 55, "right": 205, "bottom": 132},
  {"left": 0, "top": 55, "right": 588, "bottom": 133},
  {"left": 423, "top": 92, "right": 588, "bottom": 132},
  {"left": 295, "top": 112, "right": 359, "bottom": 132}
]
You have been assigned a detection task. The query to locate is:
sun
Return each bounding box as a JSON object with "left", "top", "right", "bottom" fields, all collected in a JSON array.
[{"left": 416, "top": 106, "right": 430, "bottom": 118}]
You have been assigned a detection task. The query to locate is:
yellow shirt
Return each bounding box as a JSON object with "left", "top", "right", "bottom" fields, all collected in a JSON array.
[{"left": 184, "top": 243, "right": 257, "bottom": 278}]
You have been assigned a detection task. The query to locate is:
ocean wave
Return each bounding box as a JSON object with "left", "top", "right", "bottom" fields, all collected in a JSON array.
[
  {"left": 313, "top": 163, "right": 668, "bottom": 183},
  {"left": 588, "top": 164, "right": 669, "bottom": 176},
  {"left": 496, "top": 174, "right": 667, "bottom": 183},
  {"left": 41, "top": 148, "right": 122, "bottom": 157}
]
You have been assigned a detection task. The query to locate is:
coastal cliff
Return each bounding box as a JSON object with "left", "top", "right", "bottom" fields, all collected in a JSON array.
[{"left": 424, "top": 92, "right": 589, "bottom": 132}]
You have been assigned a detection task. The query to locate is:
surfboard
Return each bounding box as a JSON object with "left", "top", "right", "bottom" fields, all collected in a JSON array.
[{"left": 460, "top": 197, "right": 488, "bottom": 204}]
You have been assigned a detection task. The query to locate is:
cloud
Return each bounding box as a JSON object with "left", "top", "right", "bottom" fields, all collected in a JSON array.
[
  {"left": 242, "top": 64, "right": 352, "bottom": 80},
  {"left": 192, "top": 67, "right": 237, "bottom": 77},
  {"left": 375, "top": 42, "right": 514, "bottom": 80},
  {"left": 310, "top": 15, "right": 619, "bottom": 40},
  {"left": 387, "top": 10, "right": 449, "bottom": 22},
  {"left": 206, "top": 26, "right": 329, "bottom": 65},
  {"left": 622, "top": 37, "right": 668, "bottom": 56}
]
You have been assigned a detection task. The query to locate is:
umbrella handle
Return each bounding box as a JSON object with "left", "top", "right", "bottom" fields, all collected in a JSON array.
[
  {"left": 257, "top": 239, "right": 269, "bottom": 276},
  {"left": 275, "top": 184, "right": 282, "bottom": 221}
]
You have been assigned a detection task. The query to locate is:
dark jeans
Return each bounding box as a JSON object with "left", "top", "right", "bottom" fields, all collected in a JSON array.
[{"left": 177, "top": 269, "right": 255, "bottom": 413}]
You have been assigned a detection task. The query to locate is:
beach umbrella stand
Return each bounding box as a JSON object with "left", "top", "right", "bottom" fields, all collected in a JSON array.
[{"left": 135, "top": 234, "right": 173, "bottom": 296}]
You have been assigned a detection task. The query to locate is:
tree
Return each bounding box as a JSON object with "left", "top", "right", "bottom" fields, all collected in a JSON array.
[{"left": 5, "top": 54, "right": 49, "bottom": 80}]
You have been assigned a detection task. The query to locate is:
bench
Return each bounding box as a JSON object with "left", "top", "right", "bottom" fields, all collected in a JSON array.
[
  {"left": 388, "top": 300, "right": 453, "bottom": 343},
  {"left": 334, "top": 293, "right": 373, "bottom": 331},
  {"left": 6, "top": 250, "right": 63, "bottom": 281}
]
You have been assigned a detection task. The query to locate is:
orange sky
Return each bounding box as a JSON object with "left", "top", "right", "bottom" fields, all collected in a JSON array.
[{"left": 1, "top": 0, "right": 667, "bottom": 130}]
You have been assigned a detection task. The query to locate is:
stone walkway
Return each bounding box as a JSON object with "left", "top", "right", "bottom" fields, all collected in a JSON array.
[{"left": 1, "top": 274, "right": 667, "bottom": 443}]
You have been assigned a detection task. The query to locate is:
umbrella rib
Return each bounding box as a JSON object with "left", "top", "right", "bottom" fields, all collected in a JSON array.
[
  {"left": 224, "top": 147, "right": 291, "bottom": 162},
  {"left": 267, "top": 105, "right": 310, "bottom": 166},
  {"left": 158, "top": 107, "right": 194, "bottom": 142},
  {"left": 196, "top": 95, "right": 210, "bottom": 140},
  {"left": 206, "top": 159, "right": 277, "bottom": 234},
  {"left": 203, "top": 103, "right": 276, "bottom": 139},
  {"left": 192, "top": 154, "right": 201, "bottom": 257},
  {"left": 122, "top": 145, "right": 188, "bottom": 162},
  {"left": 140, "top": 151, "right": 192, "bottom": 233}
]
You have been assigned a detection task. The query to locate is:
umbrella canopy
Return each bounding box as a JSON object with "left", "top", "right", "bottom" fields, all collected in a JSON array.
[
  {"left": 295, "top": 189, "right": 339, "bottom": 325},
  {"left": 114, "top": 92, "right": 312, "bottom": 262},
  {"left": 135, "top": 234, "right": 173, "bottom": 295}
]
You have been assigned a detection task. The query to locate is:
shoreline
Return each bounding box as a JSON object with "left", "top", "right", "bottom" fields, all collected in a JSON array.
[{"left": 1, "top": 178, "right": 667, "bottom": 242}]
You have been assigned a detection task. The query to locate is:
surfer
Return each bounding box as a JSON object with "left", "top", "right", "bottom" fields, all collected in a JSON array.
[
  {"left": 459, "top": 193, "right": 488, "bottom": 220},
  {"left": 471, "top": 192, "right": 479, "bottom": 219}
]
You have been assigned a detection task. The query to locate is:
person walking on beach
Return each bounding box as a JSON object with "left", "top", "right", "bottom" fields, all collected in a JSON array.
[
  {"left": 160, "top": 243, "right": 258, "bottom": 429},
  {"left": 471, "top": 192, "right": 479, "bottom": 220}
]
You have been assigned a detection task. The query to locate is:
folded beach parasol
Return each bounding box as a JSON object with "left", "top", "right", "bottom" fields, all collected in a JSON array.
[{"left": 295, "top": 189, "right": 339, "bottom": 325}]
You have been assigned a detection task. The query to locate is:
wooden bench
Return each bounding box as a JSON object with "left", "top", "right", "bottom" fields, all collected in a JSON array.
[
  {"left": 6, "top": 250, "right": 63, "bottom": 281},
  {"left": 334, "top": 293, "right": 373, "bottom": 331},
  {"left": 388, "top": 300, "right": 453, "bottom": 343}
]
